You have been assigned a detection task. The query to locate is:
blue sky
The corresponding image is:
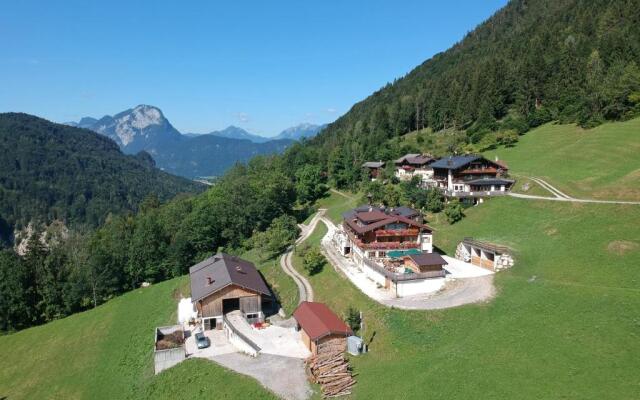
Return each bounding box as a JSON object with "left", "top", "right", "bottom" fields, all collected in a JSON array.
[{"left": 0, "top": 0, "right": 507, "bottom": 136}]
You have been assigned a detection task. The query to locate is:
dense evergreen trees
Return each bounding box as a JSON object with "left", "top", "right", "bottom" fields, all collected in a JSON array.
[
  {"left": 0, "top": 113, "right": 201, "bottom": 244},
  {"left": 310, "top": 0, "right": 640, "bottom": 188}
]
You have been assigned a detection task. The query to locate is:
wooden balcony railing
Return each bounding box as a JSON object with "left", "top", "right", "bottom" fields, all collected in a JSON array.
[
  {"left": 375, "top": 229, "right": 420, "bottom": 237},
  {"left": 363, "top": 258, "right": 445, "bottom": 282}
]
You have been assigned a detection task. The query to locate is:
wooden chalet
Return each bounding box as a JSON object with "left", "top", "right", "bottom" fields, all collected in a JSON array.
[
  {"left": 190, "top": 253, "right": 273, "bottom": 330},
  {"left": 293, "top": 301, "right": 353, "bottom": 355},
  {"left": 341, "top": 205, "right": 433, "bottom": 266},
  {"left": 362, "top": 161, "right": 385, "bottom": 180},
  {"left": 431, "top": 155, "right": 513, "bottom": 198},
  {"left": 394, "top": 153, "right": 436, "bottom": 184}
]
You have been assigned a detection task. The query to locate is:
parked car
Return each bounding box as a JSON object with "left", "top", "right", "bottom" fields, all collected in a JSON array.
[{"left": 195, "top": 332, "right": 210, "bottom": 349}]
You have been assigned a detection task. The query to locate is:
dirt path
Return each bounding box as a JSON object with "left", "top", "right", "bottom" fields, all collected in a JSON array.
[
  {"left": 280, "top": 210, "right": 326, "bottom": 304},
  {"left": 508, "top": 192, "right": 640, "bottom": 205},
  {"left": 329, "top": 188, "right": 355, "bottom": 200},
  {"left": 319, "top": 217, "right": 495, "bottom": 310},
  {"left": 529, "top": 177, "right": 572, "bottom": 199},
  {"left": 512, "top": 176, "right": 640, "bottom": 204}
]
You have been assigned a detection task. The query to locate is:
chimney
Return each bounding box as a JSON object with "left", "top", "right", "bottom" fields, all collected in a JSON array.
[
  {"left": 206, "top": 277, "right": 213, "bottom": 285},
  {"left": 447, "top": 156, "right": 453, "bottom": 166},
  {"left": 495, "top": 155, "right": 499, "bottom": 162}
]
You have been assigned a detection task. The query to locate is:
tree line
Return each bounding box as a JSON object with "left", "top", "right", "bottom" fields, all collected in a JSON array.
[{"left": 0, "top": 156, "right": 326, "bottom": 332}]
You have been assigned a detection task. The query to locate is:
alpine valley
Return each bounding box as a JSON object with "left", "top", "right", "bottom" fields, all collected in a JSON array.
[{"left": 66, "top": 105, "right": 325, "bottom": 178}]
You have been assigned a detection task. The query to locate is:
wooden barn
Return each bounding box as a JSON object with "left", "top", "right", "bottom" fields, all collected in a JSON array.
[
  {"left": 293, "top": 301, "right": 353, "bottom": 355},
  {"left": 190, "top": 253, "right": 273, "bottom": 330}
]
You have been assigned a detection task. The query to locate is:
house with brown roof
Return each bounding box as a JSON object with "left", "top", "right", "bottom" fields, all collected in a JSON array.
[
  {"left": 293, "top": 301, "right": 352, "bottom": 355},
  {"left": 190, "top": 253, "right": 273, "bottom": 330},
  {"left": 394, "top": 153, "right": 436, "bottom": 186},
  {"left": 341, "top": 205, "right": 433, "bottom": 264},
  {"left": 362, "top": 161, "right": 385, "bottom": 181}
]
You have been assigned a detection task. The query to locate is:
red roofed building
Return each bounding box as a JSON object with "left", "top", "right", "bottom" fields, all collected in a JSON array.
[{"left": 293, "top": 301, "right": 353, "bottom": 355}]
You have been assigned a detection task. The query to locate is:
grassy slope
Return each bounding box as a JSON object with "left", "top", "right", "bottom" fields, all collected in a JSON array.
[
  {"left": 0, "top": 277, "right": 277, "bottom": 400},
  {"left": 243, "top": 248, "right": 298, "bottom": 316},
  {"left": 290, "top": 120, "right": 640, "bottom": 399},
  {"left": 293, "top": 199, "right": 640, "bottom": 399},
  {"left": 484, "top": 118, "right": 640, "bottom": 200}
]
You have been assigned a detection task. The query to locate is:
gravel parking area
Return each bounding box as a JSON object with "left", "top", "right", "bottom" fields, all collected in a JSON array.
[{"left": 213, "top": 352, "right": 312, "bottom": 400}]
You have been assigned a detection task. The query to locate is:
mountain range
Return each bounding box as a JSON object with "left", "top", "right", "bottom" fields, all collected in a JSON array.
[{"left": 67, "top": 106, "right": 325, "bottom": 178}]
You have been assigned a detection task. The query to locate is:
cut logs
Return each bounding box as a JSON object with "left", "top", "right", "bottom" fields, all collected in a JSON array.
[{"left": 306, "top": 350, "right": 356, "bottom": 398}]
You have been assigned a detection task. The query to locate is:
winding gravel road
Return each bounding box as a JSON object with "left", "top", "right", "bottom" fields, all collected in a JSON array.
[{"left": 279, "top": 210, "right": 327, "bottom": 304}]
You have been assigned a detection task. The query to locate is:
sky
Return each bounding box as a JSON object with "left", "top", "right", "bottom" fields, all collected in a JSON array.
[{"left": 0, "top": 0, "right": 508, "bottom": 137}]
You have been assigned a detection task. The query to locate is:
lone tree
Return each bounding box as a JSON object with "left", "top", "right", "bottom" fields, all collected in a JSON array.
[
  {"left": 303, "top": 248, "right": 325, "bottom": 276},
  {"left": 345, "top": 306, "right": 360, "bottom": 333},
  {"left": 444, "top": 199, "right": 465, "bottom": 224}
]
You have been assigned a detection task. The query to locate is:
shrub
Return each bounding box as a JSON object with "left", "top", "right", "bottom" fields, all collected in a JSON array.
[
  {"left": 302, "top": 248, "right": 325, "bottom": 276},
  {"left": 444, "top": 199, "right": 465, "bottom": 224},
  {"left": 345, "top": 307, "right": 361, "bottom": 333}
]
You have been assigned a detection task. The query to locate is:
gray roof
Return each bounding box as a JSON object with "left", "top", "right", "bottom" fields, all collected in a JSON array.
[
  {"left": 431, "top": 155, "right": 482, "bottom": 170},
  {"left": 362, "top": 161, "right": 385, "bottom": 168},
  {"left": 395, "top": 154, "right": 434, "bottom": 166},
  {"left": 190, "top": 253, "right": 271, "bottom": 302},
  {"left": 466, "top": 178, "right": 515, "bottom": 186},
  {"left": 342, "top": 205, "right": 420, "bottom": 221}
]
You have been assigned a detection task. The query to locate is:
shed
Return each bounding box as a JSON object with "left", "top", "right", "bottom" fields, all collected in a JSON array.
[
  {"left": 457, "top": 238, "right": 514, "bottom": 271},
  {"left": 293, "top": 301, "right": 353, "bottom": 355},
  {"left": 403, "top": 252, "right": 448, "bottom": 273}
]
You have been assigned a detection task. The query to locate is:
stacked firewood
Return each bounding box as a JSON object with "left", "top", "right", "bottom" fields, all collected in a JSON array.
[{"left": 306, "top": 350, "right": 356, "bottom": 398}]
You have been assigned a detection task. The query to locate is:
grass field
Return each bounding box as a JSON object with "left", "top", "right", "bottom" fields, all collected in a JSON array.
[
  {"left": 315, "top": 189, "right": 361, "bottom": 224},
  {"left": 0, "top": 277, "right": 277, "bottom": 400},
  {"left": 484, "top": 118, "right": 640, "bottom": 200},
  {"left": 292, "top": 197, "right": 640, "bottom": 399}
]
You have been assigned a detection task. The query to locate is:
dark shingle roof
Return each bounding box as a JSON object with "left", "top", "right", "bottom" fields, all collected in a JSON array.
[
  {"left": 293, "top": 301, "right": 353, "bottom": 341},
  {"left": 466, "top": 178, "right": 515, "bottom": 186},
  {"left": 190, "top": 253, "right": 271, "bottom": 302},
  {"left": 430, "top": 155, "right": 482, "bottom": 170},
  {"left": 407, "top": 252, "right": 448, "bottom": 266}
]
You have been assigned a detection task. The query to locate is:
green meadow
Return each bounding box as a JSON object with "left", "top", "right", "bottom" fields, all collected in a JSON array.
[{"left": 0, "top": 119, "right": 638, "bottom": 399}]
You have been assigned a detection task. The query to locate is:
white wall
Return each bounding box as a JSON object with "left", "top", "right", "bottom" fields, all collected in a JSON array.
[
  {"left": 395, "top": 278, "right": 445, "bottom": 297},
  {"left": 363, "top": 264, "right": 387, "bottom": 286}
]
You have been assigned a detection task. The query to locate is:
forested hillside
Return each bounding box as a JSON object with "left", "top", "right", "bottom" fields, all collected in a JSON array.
[
  {"left": 309, "top": 0, "right": 640, "bottom": 187},
  {"left": 0, "top": 113, "right": 201, "bottom": 245}
]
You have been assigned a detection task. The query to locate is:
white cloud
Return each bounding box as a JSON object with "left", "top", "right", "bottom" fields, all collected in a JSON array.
[
  {"left": 326, "top": 108, "right": 337, "bottom": 114},
  {"left": 235, "top": 112, "right": 250, "bottom": 123}
]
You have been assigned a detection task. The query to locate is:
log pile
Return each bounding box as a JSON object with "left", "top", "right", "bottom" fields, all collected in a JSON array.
[{"left": 306, "top": 350, "right": 356, "bottom": 398}]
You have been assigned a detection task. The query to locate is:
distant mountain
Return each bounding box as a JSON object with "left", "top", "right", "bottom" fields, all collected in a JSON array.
[
  {"left": 68, "top": 106, "right": 294, "bottom": 178},
  {"left": 154, "top": 135, "right": 293, "bottom": 178},
  {"left": 274, "top": 123, "right": 326, "bottom": 141},
  {"left": 0, "top": 113, "right": 202, "bottom": 245},
  {"left": 206, "top": 126, "right": 271, "bottom": 143}
]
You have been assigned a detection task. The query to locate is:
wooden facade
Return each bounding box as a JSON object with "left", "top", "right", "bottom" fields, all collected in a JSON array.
[
  {"left": 301, "top": 331, "right": 348, "bottom": 356},
  {"left": 404, "top": 257, "right": 443, "bottom": 273},
  {"left": 196, "top": 284, "right": 262, "bottom": 318}
]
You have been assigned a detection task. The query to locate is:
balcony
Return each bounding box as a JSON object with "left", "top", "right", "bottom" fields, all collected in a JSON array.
[
  {"left": 347, "top": 231, "right": 419, "bottom": 250},
  {"left": 375, "top": 229, "right": 419, "bottom": 237}
]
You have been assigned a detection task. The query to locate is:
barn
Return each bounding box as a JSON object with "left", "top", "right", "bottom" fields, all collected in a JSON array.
[
  {"left": 293, "top": 301, "right": 353, "bottom": 355},
  {"left": 190, "top": 253, "right": 273, "bottom": 330}
]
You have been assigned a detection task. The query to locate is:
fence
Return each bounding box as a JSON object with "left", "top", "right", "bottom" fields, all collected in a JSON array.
[{"left": 363, "top": 258, "right": 445, "bottom": 283}]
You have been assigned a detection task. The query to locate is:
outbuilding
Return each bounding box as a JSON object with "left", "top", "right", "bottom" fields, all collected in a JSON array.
[
  {"left": 190, "top": 253, "right": 273, "bottom": 330},
  {"left": 293, "top": 301, "right": 353, "bottom": 355}
]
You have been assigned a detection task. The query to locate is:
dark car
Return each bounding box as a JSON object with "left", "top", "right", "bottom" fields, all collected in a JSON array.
[{"left": 195, "top": 332, "right": 210, "bottom": 349}]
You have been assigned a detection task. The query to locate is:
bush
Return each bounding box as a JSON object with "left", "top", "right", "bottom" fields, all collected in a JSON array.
[
  {"left": 345, "top": 306, "right": 361, "bottom": 333},
  {"left": 444, "top": 199, "right": 465, "bottom": 224},
  {"left": 302, "top": 248, "right": 325, "bottom": 276}
]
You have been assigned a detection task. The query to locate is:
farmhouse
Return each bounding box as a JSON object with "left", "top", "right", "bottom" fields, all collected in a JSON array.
[
  {"left": 190, "top": 253, "right": 273, "bottom": 330},
  {"left": 340, "top": 205, "right": 432, "bottom": 263},
  {"left": 362, "top": 161, "right": 385, "bottom": 181},
  {"left": 431, "top": 155, "right": 514, "bottom": 200},
  {"left": 394, "top": 153, "right": 436, "bottom": 185},
  {"left": 293, "top": 301, "right": 352, "bottom": 355}
]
